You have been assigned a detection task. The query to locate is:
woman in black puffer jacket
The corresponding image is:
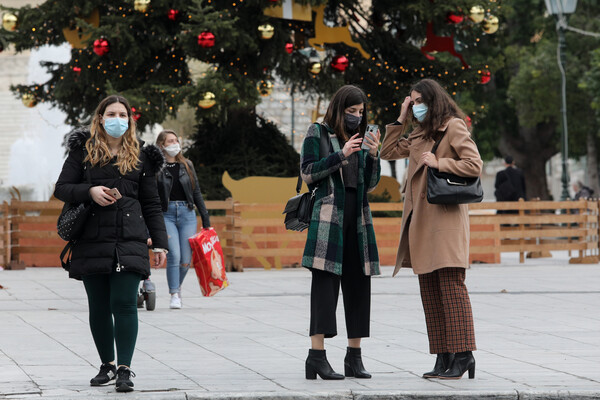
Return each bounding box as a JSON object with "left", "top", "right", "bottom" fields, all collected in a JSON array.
[{"left": 54, "top": 95, "right": 168, "bottom": 393}]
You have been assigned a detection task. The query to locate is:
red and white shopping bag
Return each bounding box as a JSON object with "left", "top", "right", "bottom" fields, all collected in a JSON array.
[{"left": 188, "top": 228, "right": 229, "bottom": 297}]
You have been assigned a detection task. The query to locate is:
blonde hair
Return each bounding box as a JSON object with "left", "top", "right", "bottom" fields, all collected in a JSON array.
[
  {"left": 85, "top": 95, "right": 140, "bottom": 175},
  {"left": 156, "top": 129, "right": 196, "bottom": 189}
]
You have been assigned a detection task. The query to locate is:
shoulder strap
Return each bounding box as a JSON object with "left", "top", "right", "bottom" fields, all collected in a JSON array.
[
  {"left": 317, "top": 123, "right": 331, "bottom": 159},
  {"left": 430, "top": 131, "right": 447, "bottom": 155},
  {"left": 82, "top": 149, "right": 92, "bottom": 184},
  {"left": 296, "top": 123, "right": 331, "bottom": 194}
]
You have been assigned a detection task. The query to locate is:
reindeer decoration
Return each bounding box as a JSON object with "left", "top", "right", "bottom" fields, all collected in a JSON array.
[
  {"left": 308, "top": 5, "right": 370, "bottom": 59},
  {"left": 420, "top": 22, "right": 469, "bottom": 69}
]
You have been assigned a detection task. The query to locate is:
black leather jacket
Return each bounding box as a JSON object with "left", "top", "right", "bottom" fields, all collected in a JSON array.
[{"left": 157, "top": 160, "right": 211, "bottom": 228}]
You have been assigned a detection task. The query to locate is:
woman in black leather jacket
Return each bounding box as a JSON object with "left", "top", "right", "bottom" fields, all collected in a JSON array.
[{"left": 156, "top": 130, "right": 210, "bottom": 309}]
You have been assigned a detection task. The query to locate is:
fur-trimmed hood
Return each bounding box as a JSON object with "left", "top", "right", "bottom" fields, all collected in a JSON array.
[{"left": 65, "top": 127, "right": 165, "bottom": 174}]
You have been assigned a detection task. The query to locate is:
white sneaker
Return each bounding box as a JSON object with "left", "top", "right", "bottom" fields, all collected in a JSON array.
[{"left": 170, "top": 293, "right": 181, "bottom": 309}]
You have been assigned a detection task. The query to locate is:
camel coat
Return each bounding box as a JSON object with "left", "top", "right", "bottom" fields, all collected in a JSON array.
[{"left": 380, "top": 118, "right": 483, "bottom": 276}]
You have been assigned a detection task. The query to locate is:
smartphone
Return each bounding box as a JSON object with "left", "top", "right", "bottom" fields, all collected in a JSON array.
[
  {"left": 108, "top": 188, "right": 122, "bottom": 200},
  {"left": 361, "top": 124, "right": 379, "bottom": 150}
]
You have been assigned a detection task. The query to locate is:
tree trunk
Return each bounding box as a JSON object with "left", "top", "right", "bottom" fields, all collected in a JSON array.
[
  {"left": 586, "top": 130, "right": 600, "bottom": 197},
  {"left": 498, "top": 123, "right": 557, "bottom": 200}
]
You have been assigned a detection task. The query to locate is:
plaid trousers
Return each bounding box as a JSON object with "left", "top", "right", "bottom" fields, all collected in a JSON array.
[{"left": 418, "top": 268, "right": 477, "bottom": 354}]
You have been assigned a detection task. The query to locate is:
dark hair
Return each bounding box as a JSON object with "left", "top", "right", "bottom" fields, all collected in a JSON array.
[
  {"left": 504, "top": 155, "right": 514, "bottom": 165},
  {"left": 323, "top": 85, "right": 368, "bottom": 142},
  {"left": 409, "top": 79, "right": 466, "bottom": 141}
]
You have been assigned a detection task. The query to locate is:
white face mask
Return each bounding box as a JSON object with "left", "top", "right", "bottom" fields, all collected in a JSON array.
[{"left": 163, "top": 143, "right": 181, "bottom": 157}]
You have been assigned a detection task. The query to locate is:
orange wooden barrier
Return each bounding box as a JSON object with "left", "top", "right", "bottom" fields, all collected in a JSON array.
[{"left": 2, "top": 199, "right": 598, "bottom": 269}]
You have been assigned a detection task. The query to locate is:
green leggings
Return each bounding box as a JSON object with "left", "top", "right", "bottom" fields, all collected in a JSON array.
[{"left": 82, "top": 271, "right": 142, "bottom": 367}]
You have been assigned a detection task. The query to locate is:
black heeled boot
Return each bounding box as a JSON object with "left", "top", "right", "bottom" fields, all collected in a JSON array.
[
  {"left": 305, "top": 349, "right": 344, "bottom": 380},
  {"left": 344, "top": 347, "right": 372, "bottom": 379},
  {"left": 422, "top": 352, "right": 454, "bottom": 379},
  {"left": 438, "top": 351, "right": 475, "bottom": 379}
]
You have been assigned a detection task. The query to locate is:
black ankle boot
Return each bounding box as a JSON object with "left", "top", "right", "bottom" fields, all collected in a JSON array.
[
  {"left": 438, "top": 351, "right": 475, "bottom": 379},
  {"left": 305, "top": 349, "right": 344, "bottom": 380},
  {"left": 344, "top": 347, "right": 371, "bottom": 379},
  {"left": 422, "top": 352, "right": 454, "bottom": 378}
]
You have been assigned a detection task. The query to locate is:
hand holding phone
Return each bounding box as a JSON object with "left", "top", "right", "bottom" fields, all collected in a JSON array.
[
  {"left": 361, "top": 124, "right": 379, "bottom": 150},
  {"left": 107, "top": 188, "right": 122, "bottom": 200}
]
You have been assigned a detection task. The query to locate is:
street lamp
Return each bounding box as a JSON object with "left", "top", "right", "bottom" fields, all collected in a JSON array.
[{"left": 545, "top": 0, "right": 577, "bottom": 200}]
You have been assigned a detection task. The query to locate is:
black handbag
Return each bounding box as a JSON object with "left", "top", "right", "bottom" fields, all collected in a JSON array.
[
  {"left": 426, "top": 136, "right": 483, "bottom": 205},
  {"left": 283, "top": 177, "right": 317, "bottom": 231},
  {"left": 57, "top": 162, "right": 92, "bottom": 242},
  {"left": 283, "top": 124, "right": 331, "bottom": 231}
]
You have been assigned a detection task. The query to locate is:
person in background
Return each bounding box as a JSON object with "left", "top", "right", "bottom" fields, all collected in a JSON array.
[
  {"left": 300, "top": 85, "right": 381, "bottom": 380},
  {"left": 573, "top": 180, "right": 594, "bottom": 200},
  {"left": 380, "top": 79, "right": 482, "bottom": 380},
  {"left": 494, "top": 155, "right": 526, "bottom": 202},
  {"left": 156, "top": 130, "right": 210, "bottom": 309},
  {"left": 54, "top": 95, "right": 168, "bottom": 392}
]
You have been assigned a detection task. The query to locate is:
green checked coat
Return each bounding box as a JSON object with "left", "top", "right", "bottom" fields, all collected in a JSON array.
[{"left": 300, "top": 123, "right": 381, "bottom": 276}]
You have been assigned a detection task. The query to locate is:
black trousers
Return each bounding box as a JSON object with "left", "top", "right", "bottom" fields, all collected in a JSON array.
[{"left": 309, "top": 188, "right": 371, "bottom": 339}]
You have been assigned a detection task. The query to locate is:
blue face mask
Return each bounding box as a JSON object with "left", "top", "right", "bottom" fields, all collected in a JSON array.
[
  {"left": 103, "top": 117, "right": 129, "bottom": 138},
  {"left": 412, "top": 103, "right": 428, "bottom": 122}
]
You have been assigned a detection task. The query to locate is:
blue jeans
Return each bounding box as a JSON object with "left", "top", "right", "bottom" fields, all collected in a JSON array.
[{"left": 164, "top": 201, "right": 197, "bottom": 294}]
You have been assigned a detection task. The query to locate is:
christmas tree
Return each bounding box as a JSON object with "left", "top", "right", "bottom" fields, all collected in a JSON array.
[{"left": 1, "top": 0, "right": 496, "bottom": 199}]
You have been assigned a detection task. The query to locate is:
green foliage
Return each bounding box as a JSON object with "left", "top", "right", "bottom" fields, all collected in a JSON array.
[{"left": 186, "top": 110, "right": 300, "bottom": 200}]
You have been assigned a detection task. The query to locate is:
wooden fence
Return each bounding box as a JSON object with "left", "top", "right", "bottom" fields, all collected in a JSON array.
[{"left": 0, "top": 199, "right": 598, "bottom": 270}]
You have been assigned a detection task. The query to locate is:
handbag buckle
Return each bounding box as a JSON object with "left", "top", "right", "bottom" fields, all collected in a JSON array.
[{"left": 446, "top": 178, "right": 467, "bottom": 186}]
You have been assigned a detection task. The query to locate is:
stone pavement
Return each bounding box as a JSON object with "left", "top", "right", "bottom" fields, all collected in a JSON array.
[{"left": 0, "top": 252, "right": 599, "bottom": 399}]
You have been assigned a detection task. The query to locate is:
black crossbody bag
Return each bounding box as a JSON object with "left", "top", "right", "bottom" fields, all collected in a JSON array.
[
  {"left": 283, "top": 124, "right": 331, "bottom": 231},
  {"left": 426, "top": 135, "right": 483, "bottom": 205}
]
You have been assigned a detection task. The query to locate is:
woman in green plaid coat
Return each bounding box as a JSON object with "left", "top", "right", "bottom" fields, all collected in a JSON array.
[{"left": 300, "top": 85, "right": 381, "bottom": 380}]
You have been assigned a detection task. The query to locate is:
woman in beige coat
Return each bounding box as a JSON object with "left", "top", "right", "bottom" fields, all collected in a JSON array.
[{"left": 380, "top": 79, "right": 483, "bottom": 380}]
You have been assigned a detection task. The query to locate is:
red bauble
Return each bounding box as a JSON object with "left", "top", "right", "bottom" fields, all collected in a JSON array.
[
  {"left": 73, "top": 66, "right": 82, "bottom": 74},
  {"left": 285, "top": 42, "right": 293, "bottom": 54},
  {"left": 446, "top": 12, "right": 464, "bottom": 24},
  {"left": 93, "top": 38, "right": 110, "bottom": 56},
  {"left": 167, "top": 9, "right": 179, "bottom": 21},
  {"left": 197, "top": 31, "right": 215, "bottom": 48},
  {"left": 465, "top": 116, "right": 472, "bottom": 128},
  {"left": 331, "top": 55, "right": 349, "bottom": 72},
  {"left": 480, "top": 69, "right": 491, "bottom": 84},
  {"left": 131, "top": 107, "right": 141, "bottom": 121}
]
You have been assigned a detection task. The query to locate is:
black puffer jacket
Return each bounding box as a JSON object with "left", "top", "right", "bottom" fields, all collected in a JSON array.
[
  {"left": 54, "top": 128, "right": 168, "bottom": 280},
  {"left": 156, "top": 159, "right": 210, "bottom": 228}
]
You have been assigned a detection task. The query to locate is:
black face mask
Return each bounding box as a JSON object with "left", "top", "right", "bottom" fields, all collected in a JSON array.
[{"left": 344, "top": 113, "right": 362, "bottom": 132}]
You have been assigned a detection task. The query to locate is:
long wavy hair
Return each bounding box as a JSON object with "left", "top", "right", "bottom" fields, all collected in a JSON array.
[
  {"left": 155, "top": 130, "right": 196, "bottom": 189},
  {"left": 408, "top": 79, "right": 466, "bottom": 141},
  {"left": 322, "top": 85, "right": 368, "bottom": 143},
  {"left": 85, "top": 95, "right": 140, "bottom": 175}
]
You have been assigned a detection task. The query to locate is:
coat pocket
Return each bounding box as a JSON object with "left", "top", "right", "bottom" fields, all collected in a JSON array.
[
  {"left": 80, "top": 211, "right": 99, "bottom": 240},
  {"left": 121, "top": 207, "right": 147, "bottom": 241}
]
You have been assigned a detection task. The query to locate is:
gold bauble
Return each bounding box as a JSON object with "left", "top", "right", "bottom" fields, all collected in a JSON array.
[
  {"left": 258, "top": 23, "right": 275, "bottom": 40},
  {"left": 309, "top": 61, "right": 322, "bottom": 74},
  {"left": 482, "top": 15, "right": 499, "bottom": 34},
  {"left": 198, "top": 92, "right": 216, "bottom": 109},
  {"left": 134, "top": 0, "right": 151, "bottom": 12},
  {"left": 2, "top": 13, "right": 18, "bottom": 32},
  {"left": 257, "top": 80, "right": 274, "bottom": 97},
  {"left": 62, "top": 9, "right": 100, "bottom": 49},
  {"left": 469, "top": 5, "right": 485, "bottom": 23},
  {"left": 21, "top": 93, "right": 36, "bottom": 108}
]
